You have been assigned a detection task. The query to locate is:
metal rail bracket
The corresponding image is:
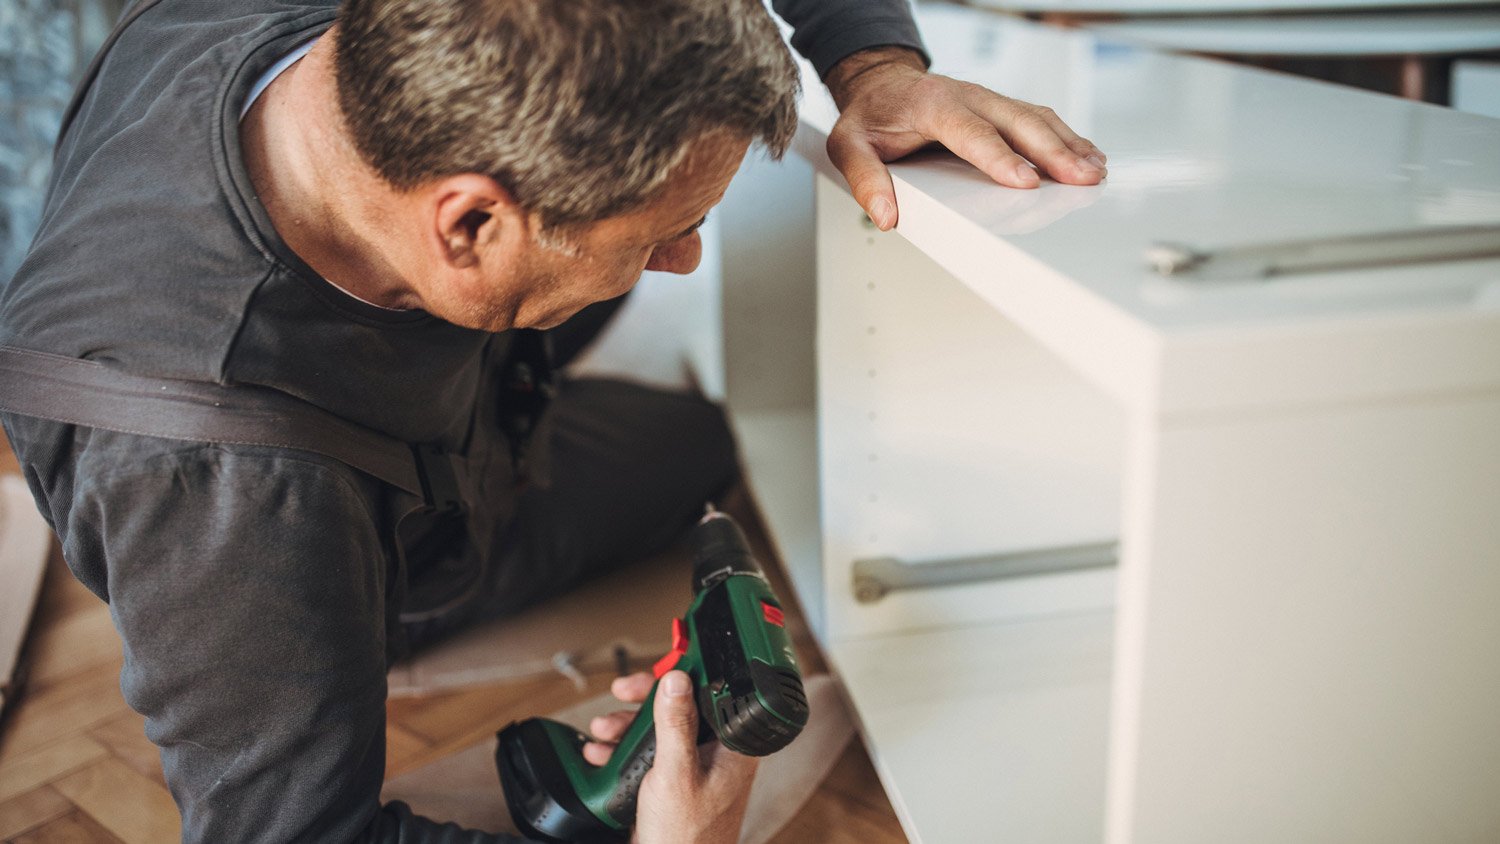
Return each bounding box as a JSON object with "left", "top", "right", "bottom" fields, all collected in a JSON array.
[{"left": 852, "top": 541, "right": 1118, "bottom": 603}]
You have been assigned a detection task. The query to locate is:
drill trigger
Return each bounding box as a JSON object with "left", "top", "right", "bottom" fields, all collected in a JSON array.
[{"left": 651, "top": 618, "right": 690, "bottom": 679}]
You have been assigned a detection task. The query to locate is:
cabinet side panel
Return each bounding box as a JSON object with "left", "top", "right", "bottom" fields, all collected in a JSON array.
[
  {"left": 1113, "top": 394, "right": 1500, "bottom": 843},
  {"left": 815, "top": 178, "right": 1126, "bottom": 638}
]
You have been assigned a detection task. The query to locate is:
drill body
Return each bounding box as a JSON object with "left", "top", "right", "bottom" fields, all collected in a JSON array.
[{"left": 496, "top": 510, "right": 808, "bottom": 843}]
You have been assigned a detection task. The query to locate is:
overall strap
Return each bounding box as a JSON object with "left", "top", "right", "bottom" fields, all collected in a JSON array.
[{"left": 0, "top": 346, "right": 464, "bottom": 512}]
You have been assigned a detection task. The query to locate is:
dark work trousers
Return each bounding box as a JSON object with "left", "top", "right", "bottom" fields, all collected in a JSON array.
[{"left": 402, "top": 296, "right": 740, "bottom": 651}]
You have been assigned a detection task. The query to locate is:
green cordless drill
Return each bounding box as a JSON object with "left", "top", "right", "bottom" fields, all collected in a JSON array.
[{"left": 495, "top": 506, "right": 809, "bottom": 843}]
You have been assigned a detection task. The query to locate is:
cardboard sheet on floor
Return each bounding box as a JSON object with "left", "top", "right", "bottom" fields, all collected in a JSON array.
[
  {"left": 381, "top": 674, "right": 854, "bottom": 843},
  {"left": 387, "top": 547, "right": 693, "bottom": 697},
  {"left": 0, "top": 474, "right": 53, "bottom": 719}
]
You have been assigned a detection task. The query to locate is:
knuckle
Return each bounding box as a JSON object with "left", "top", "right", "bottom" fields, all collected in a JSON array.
[
  {"left": 912, "top": 74, "right": 957, "bottom": 105},
  {"left": 954, "top": 79, "right": 987, "bottom": 98},
  {"left": 993, "top": 96, "right": 1030, "bottom": 116},
  {"left": 1015, "top": 112, "right": 1052, "bottom": 134},
  {"left": 962, "top": 122, "right": 998, "bottom": 145},
  {"left": 1036, "top": 136, "right": 1072, "bottom": 157},
  {"left": 939, "top": 112, "right": 991, "bottom": 143},
  {"left": 661, "top": 709, "right": 697, "bottom": 732},
  {"left": 1033, "top": 104, "right": 1058, "bottom": 121},
  {"left": 912, "top": 73, "right": 945, "bottom": 95},
  {"left": 825, "top": 130, "right": 863, "bottom": 162}
]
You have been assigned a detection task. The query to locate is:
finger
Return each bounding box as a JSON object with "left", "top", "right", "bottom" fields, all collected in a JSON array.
[
  {"left": 979, "top": 100, "right": 1101, "bottom": 183},
  {"left": 650, "top": 670, "right": 701, "bottom": 787},
  {"left": 583, "top": 740, "right": 616, "bottom": 766},
  {"left": 968, "top": 98, "right": 1104, "bottom": 185},
  {"left": 589, "top": 710, "right": 638, "bottom": 744},
  {"left": 1019, "top": 101, "right": 1107, "bottom": 165},
  {"left": 923, "top": 107, "right": 1042, "bottom": 190},
  {"left": 825, "top": 124, "right": 899, "bottom": 231},
  {"left": 611, "top": 671, "right": 654, "bottom": 704}
]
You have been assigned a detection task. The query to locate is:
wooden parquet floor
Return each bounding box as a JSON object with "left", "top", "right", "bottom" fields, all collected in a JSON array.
[{"left": 0, "top": 443, "right": 907, "bottom": 843}]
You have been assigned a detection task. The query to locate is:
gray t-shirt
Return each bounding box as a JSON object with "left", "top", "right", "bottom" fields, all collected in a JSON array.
[{"left": 0, "top": 1, "right": 925, "bottom": 841}]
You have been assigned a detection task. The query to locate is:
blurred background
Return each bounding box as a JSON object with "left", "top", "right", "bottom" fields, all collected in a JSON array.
[{"left": 1, "top": 0, "right": 122, "bottom": 281}]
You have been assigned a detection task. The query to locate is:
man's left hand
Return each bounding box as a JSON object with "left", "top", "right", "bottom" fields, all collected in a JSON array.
[{"left": 824, "top": 46, "right": 1108, "bottom": 231}]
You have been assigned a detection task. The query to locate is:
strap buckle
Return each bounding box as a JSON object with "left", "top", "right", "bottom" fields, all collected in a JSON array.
[{"left": 410, "top": 444, "right": 467, "bottom": 514}]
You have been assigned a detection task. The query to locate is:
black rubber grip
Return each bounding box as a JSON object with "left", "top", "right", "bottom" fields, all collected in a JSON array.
[{"left": 604, "top": 727, "right": 656, "bottom": 824}]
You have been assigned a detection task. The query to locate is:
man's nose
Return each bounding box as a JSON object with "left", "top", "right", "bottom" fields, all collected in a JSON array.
[{"left": 645, "top": 232, "right": 703, "bottom": 275}]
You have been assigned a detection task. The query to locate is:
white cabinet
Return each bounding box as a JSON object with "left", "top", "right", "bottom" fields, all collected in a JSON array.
[{"left": 726, "top": 7, "right": 1500, "bottom": 843}]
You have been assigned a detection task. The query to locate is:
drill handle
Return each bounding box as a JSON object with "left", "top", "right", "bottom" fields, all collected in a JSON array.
[
  {"left": 602, "top": 700, "right": 656, "bottom": 824},
  {"left": 601, "top": 684, "right": 718, "bottom": 825}
]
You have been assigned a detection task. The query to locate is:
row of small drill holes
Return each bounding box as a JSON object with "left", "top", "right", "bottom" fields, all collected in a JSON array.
[{"left": 865, "top": 226, "right": 880, "bottom": 548}]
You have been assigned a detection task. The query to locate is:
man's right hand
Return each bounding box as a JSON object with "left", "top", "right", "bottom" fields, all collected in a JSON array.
[{"left": 586, "top": 670, "right": 759, "bottom": 843}]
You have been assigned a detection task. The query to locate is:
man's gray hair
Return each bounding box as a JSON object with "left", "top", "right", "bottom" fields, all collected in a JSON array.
[{"left": 335, "top": 0, "right": 800, "bottom": 226}]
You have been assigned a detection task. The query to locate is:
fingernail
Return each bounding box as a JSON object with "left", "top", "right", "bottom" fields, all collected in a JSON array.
[
  {"left": 664, "top": 671, "right": 690, "bottom": 697},
  {"left": 871, "top": 197, "right": 895, "bottom": 230},
  {"left": 1014, "top": 163, "right": 1039, "bottom": 186},
  {"left": 1085, "top": 154, "right": 1106, "bottom": 170}
]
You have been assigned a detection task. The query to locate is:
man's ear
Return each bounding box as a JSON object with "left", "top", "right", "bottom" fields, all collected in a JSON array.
[{"left": 430, "top": 174, "right": 526, "bottom": 270}]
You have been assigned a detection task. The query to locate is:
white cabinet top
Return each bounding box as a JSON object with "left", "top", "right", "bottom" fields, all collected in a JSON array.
[{"left": 793, "top": 5, "right": 1500, "bottom": 413}]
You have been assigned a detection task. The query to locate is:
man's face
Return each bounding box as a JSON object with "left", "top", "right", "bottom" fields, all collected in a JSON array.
[{"left": 434, "top": 132, "right": 750, "bottom": 332}]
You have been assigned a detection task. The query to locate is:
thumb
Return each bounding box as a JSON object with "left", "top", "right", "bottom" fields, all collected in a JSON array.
[{"left": 651, "top": 670, "right": 700, "bottom": 787}]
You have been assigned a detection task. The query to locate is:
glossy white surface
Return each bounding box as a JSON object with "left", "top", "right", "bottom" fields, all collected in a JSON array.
[
  {"left": 964, "top": 0, "right": 1498, "bottom": 14},
  {"left": 830, "top": 612, "right": 1114, "bottom": 844},
  {"left": 795, "top": 6, "right": 1500, "bottom": 414},
  {"left": 1086, "top": 11, "right": 1500, "bottom": 56},
  {"left": 802, "top": 7, "right": 1500, "bottom": 329}
]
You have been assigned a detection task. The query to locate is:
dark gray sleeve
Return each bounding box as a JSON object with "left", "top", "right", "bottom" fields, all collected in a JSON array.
[
  {"left": 64, "top": 443, "right": 530, "bottom": 843},
  {"left": 771, "top": 0, "right": 930, "bottom": 78}
]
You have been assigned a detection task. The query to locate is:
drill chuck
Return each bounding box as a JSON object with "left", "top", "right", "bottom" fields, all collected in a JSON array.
[{"left": 691, "top": 509, "right": 763, "bottom": 593}]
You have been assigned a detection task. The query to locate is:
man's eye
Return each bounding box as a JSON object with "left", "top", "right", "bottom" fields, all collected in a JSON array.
[{"left": 670, "top": 215, "right": 708, "bottom": 243}]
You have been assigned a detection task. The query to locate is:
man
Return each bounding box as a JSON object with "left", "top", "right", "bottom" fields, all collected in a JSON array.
[{"left": 0, "top": 0, "right": 1106, "bottom": 841}]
